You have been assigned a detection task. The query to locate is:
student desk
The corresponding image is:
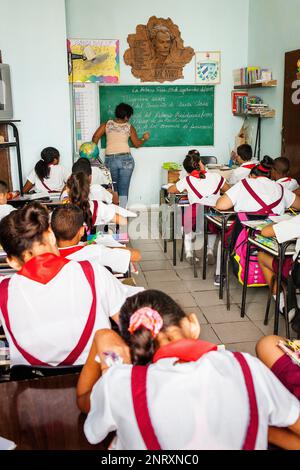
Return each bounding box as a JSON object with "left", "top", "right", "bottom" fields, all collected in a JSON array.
[
  {"left": 0, "top": 373, "right": 112, "bottom": 450},
  {"left": 204, "top": 209, "right": 236, "bottom": 306},
  {"left": 8, "top": 195, "right": 64, "bottom": 209},
  {"left": 241, "top": 224, "right": 296, "bottom": 336}
]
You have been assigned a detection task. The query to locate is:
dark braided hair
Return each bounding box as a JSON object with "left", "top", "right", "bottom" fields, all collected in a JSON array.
[
  {"left": 0, "top": 202, "right": 49, "bottom": 261},
  {"left": 66, "top": 173, "right": 92, "bottom": 233},
  {"left": 119, "top": 290, "right": 186, "bottom": 365}
]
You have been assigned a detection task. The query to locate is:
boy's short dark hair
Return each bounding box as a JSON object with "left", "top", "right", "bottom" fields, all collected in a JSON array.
[
  {"left": 237, "top": 144, "right": 253, "bottom": 162},
  {"left": 273, "top": 157, "right": 290, "bottom": 176},
  {"left": 51, "top": 205, "right": 84, "bottom": 241},
  {"left": 115, "top": 103, "right": 134, "bottom": 120},
  {"left": 0, "top": 180, "right": 8, "bottom": 194},
  {"left": 72, "top": 158, "right": 92, "bottom": 177}
]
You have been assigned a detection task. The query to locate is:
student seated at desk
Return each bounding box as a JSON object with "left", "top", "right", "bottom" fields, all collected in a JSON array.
[
  {"left": 228, "top": 144, "right": 257, "bottom": 186},
  {"left": 77, "top": 290, "right": 300, "bottom": 450},
  {"left": 71, "top": 158, "right": 114, "bottom": 204},
  {"left": 258, "top": 214, "right": 300, "bottom": 319},
  {"left": 64, "top": 173, "right": 127, "bottom": 234},
  {"left": 0, "top": 203, "right": 142, "bottom": 367},
  {"left": 271, "top": 157, "right": 299, "bottom": 192},
  {"left": 51, "top": 205, "right": 141, "bottom": 273},
  {"left": 167, "top": 153, "right": 230, "bottom": 262},
  {"left": 0, "top": 181, "right": 15, "bottom": 221},
  {"left": 216, "top": 156, "right": 300, "bottom": 216},
  {"left": 23, "top": 147, "right": 68, "bottom": 194}
]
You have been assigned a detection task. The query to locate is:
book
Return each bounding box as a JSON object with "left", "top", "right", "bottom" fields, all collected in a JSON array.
[
  {"left": 232, "top": 91, "right": 248, "bottom": 114},
  {"left": 278, "top": 340, "right": 300, "bottom": 367}
]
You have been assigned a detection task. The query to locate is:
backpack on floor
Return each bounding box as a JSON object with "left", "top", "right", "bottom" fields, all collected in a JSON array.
[{"left": 230, "top": 213, "right": 267, "bottom": 287}]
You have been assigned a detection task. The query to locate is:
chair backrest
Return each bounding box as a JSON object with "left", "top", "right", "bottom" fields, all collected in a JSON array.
[
  {"left": 10, "top": 364, "right": 83, "bottom": 381},
  {"left": 201, "top": 156, "right": 218, "bottom": 165}
]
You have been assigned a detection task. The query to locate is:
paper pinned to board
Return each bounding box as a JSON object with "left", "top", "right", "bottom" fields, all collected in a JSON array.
[{"left": 0, "top": 436, "right": 17, "bottom": 450}]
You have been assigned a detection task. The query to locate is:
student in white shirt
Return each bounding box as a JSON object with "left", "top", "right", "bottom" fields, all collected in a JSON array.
[
  {"left": 228, "top": 144, "right": 257, "bottom": 186},
  {"left": 257, "top": 213, "right": 300, "bottom": 318},
  {"left": 72, "top": 158, "right": 113, "bottom": 205},
  {"left": 168, "top": 153, "right": 230, "bottom": 263},
  {"left": 77, "top": 290, "right": 300, "bottom": 450},
  {"left": 0, "top": 203, "right": 143, "bottom": 367},
  {"left": 271, "top": 157, "right": 299, "bottom": 192},
  {"left": 65, "top": 173, "right": 127, "bottom": 233},
  {"left": 0, "top": 180, "right": 15, "bottom": 221},
  {"left": 23, "top": 147, "right": 68, "bottom": 194},
  {"left": 51, "top": 205, "right": 141, "bottom": 273},
  {"left": 216, "top": 156, "right": 300, "bottom": 216}
]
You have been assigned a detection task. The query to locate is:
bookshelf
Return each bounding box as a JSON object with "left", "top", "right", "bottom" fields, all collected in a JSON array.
[{"left": 234, "top": 80, "right": 277, "bottom": 90}]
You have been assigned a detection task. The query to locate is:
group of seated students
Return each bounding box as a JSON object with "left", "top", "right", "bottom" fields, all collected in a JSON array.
[{"left": 1, "top": 146, "right": 300, "bottom": 450}]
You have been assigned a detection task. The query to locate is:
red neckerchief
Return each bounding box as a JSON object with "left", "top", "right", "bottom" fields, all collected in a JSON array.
[
  {"left": 241, "top": 163, "right": 256, "bottom": 170},
  {"left": 18, "top": 253, "right": 70, "bottom": 284},
  {"left": 153, "top": 338, "right": 218, "bottom": 363},
  {"left": 280, "top": 177, "right": 292, "bottom": 183},
  {"left": 190, "top": 170, "right": 207, "bottom": 179},
  {"left": 59, "top": 245, "right": 84, "bottom": 258}
]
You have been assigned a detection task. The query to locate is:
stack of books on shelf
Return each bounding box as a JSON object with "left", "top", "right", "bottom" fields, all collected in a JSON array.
[
  {"left": 233, "top": 67, "right": 273, "bottom": 86},
  {"left": 232, "top": 92, "right": 275, "bottom": 117}
]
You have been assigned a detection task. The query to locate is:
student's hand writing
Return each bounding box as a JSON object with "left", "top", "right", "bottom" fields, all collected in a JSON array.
[{"left": 94, "top": 329, "right": 131, "bottom": 374}]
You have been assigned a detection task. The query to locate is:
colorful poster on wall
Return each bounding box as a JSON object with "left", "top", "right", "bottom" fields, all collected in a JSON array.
[
  {"left": 195, "top": 51, "right": 221, "bottom": 85},
  {"left": 68, "top": 39, "right": 120, "bottom": 83}
]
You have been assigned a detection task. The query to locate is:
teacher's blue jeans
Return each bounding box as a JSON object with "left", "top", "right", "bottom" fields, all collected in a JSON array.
[{"left": 105, "top": 153, "right": 135, "bottom": 208}]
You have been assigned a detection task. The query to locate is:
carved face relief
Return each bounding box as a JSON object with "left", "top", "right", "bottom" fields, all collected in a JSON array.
[{"left": 124, "top": 16, "right": 195, "bottom": 83}]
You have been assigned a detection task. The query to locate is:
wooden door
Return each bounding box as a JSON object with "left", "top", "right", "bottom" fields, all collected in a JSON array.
[{"left": 282, "top": 49, "right": 300, "bottom": 180}]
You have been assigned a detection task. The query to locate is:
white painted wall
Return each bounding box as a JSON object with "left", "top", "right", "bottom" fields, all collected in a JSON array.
[
  {"left": 0, "top": 0, "right": 72, "bottom": 189},
  {"left": 66, "top": 0, "right": 250, "bottom": 205},
  {"left": 248, "top": 0, "right": 300, "bottom": 158}
]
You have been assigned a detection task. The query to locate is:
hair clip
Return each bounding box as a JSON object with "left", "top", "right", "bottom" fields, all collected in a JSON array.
[{"left": 128, "top": 307, "right": 163, "bottom": 338}]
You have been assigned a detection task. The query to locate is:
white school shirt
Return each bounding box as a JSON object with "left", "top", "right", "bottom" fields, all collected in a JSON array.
[
  {"left": 59, "top": 244, "right": 131, "bottom": 273},
  {"left": 176, "top": 173, "right": 226, "bottom": 206},
  {"left": 0, "top": 258, "right": 142, "bottom": 367},
  {"left": 0, "top": 204, "right": 15, "bottom": 221},
  {"left": 273, "top": 214, "right": 300, "bottom": 260},
  {"left": 27, "top": 164, "right": 69, "bottom": 193},
  {"left": 84, "top": 350, "right": 299, "bottom": 450},
  {"left": 90, "top": 183, "right": 113, "bottom": 204},
  {"left": 225, "top": 177, "right": 295, "bottom": 215},
  {"left": 228, "top": 161, "right": 258, "bottom": 186},
  {"left": 90, "top": 200, "right": 116, "bottom": 225},
  {"left": 277, "top": 177, "right": 299, "bottom": 192},
  {"left": 91, "top": 166, "right": 112, "bottom": 186}
]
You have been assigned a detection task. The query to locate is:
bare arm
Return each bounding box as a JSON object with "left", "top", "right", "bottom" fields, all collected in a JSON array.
[
  {"left": 168, "top": 184, "right": 181, "bottom": 194},
  {"left": 291, "top": 195, "right": 300, "bottom": 211},
  {"left": 215, "top": 194, "right": 234, "bottom": 211},
  {"left": 112, "top": 213, "right": 127, "bottom": 226},
  {"left": 221, "top": 182, "right": 231, "bottom": 194},
  {"left": 92, "top": 123, "right": 106, "bottom": 145},
  {"left": 261, "top": 224, "right": 276, "bottom": 238},
  {"left": 76, "top": 329, "right": 131, "bottom": 413},
  {"left": 130, "top": 125, "right": 150, "bottom": 148},
  {"left": 23, "top": 180, "right": 34, "bottom": 194},
  {"left": 268, "top": 426, "right": 300, "bottom": 450}
]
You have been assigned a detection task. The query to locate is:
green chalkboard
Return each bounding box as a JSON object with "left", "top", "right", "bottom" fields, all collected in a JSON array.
[{"left": 99, "top": 85, "right": 214, "bottom": 147}]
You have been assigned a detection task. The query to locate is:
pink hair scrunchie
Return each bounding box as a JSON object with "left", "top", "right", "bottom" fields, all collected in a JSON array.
[{"left": 128, "top": 307, "right": 163, "bottom": 338}]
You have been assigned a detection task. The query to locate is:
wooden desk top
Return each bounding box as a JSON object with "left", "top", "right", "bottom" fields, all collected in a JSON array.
[{"left": 0, "top": 373, "right": 112, "bottom": 450}]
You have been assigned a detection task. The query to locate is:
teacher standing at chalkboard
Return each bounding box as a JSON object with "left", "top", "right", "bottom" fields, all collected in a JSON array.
[{"left": 92, "top": 103, "right": 150, "bottom": 207}]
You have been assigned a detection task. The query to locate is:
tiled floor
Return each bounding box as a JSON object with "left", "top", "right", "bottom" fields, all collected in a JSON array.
[{"left": 131, "top": 236, "right": 289, "bottom": 357}]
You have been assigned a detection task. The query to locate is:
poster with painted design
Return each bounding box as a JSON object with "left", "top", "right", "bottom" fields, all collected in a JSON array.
[
  {"left": 68, "top": 39, "right": 120, "bottom": 83},
  {"left": 195, "top": 52, "right": 221, "bottom": 85}
]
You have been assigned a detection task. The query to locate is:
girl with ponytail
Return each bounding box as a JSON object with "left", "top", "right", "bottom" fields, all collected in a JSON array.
[
  {"left": 23, "top": 147, "right": 68, "bottom": 194},
  {"left": 65, "top": 172, "right": 126, "bottom": 235},
  {"left": 166, "top": 153, "right": 230, "bottom": 263},
  {"left": 79, "top": 289, "right": 300, "bottom": 450}
]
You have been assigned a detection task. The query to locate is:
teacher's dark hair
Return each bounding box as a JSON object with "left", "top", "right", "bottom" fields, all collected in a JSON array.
[
  {"left": 115, "top": 103, "right": 134, "bottom": 120},
  {"left": 0, "top": 202, "right": 49, "bottom": 261},
  {"left": 35, "top": 147, "right": 60, "bottom": 182}
]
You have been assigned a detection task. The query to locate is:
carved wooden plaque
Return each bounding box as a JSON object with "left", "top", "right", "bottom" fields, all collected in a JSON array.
[{"left": 124, "top": 16, "right": 194, "bottom": 83}]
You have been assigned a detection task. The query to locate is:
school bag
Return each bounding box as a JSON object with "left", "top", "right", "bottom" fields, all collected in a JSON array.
[{"left": 230, "top": 213, "right": 267, "bottom": 287}]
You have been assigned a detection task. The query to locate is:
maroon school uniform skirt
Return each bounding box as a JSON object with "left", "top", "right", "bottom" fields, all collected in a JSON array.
[
  {"left": 272, "top": 257, "right": 293, "bottom": 281},
  {"left": 272, "top": 355, "right": 300, "bottom": 400}
]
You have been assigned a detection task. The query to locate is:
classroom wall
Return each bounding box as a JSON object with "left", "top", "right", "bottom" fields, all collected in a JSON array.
[
  {"left": 66, "top": 0, "right": 250, "bottom": 206},
  {"left": 0, "top": 0, "right": 72, "bottom": 188},
  {"left": 248, "top": 0, "right": 300, "bottom": 158}
]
